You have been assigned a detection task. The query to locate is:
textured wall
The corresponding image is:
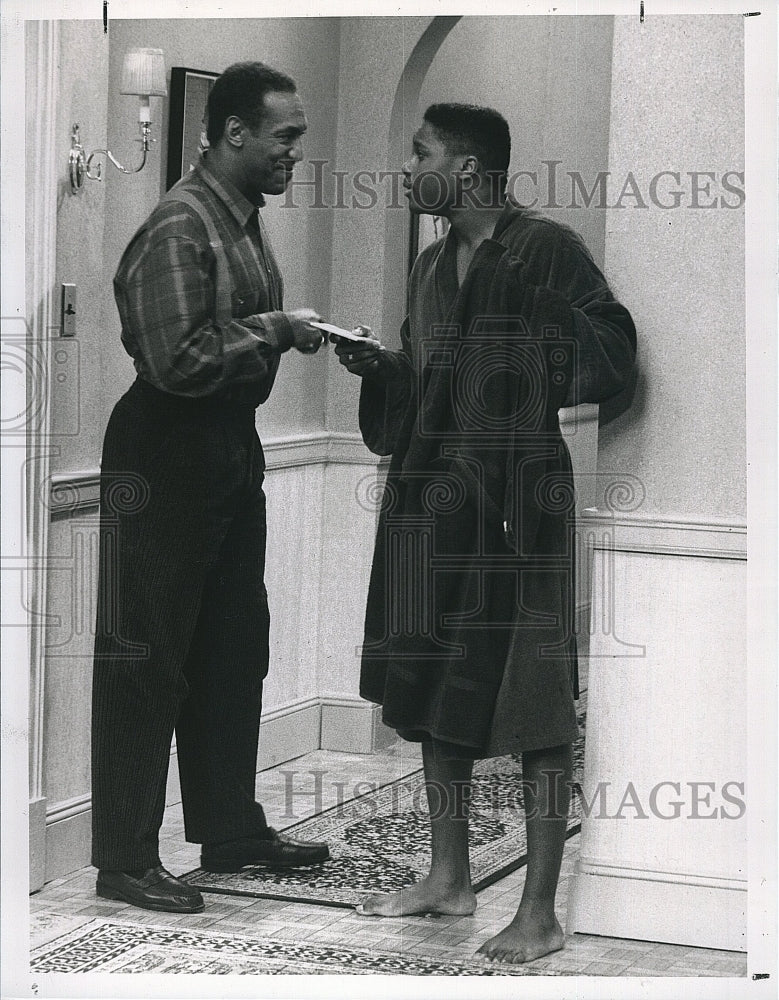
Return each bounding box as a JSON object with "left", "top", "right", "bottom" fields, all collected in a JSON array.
[
  {"left": 598, "top": 15, "right": 745, "bottom": 521},
  {"left": 325, "top": 16, "right": 434, "bottom": 434},
  {"left": 51, "top": 20, "right": 109, "bottom": 473},
  {"left": 419, "top": 15, "right": 614, "bottom": 268},
  {"left": 264, "top": 463, "right": 326, "bottom": 710}
]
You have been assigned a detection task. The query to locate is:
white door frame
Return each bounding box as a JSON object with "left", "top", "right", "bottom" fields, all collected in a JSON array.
[{"left": 25, "top": 18, "right": 60, "bottom": 892}]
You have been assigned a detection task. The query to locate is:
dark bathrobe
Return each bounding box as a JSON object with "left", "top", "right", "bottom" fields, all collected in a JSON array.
[{"left": 359, "top": 200, "right": 636, "bottom": 757}]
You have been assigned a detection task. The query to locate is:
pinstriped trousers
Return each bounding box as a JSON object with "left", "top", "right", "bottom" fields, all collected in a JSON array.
[{"left": 91, "top": 377, "right": 270, "bottom": 870}]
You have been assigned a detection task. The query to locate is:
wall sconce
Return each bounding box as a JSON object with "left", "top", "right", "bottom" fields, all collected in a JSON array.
[{"left": 69, "top": 48, "right": 167, "bottom": 194}]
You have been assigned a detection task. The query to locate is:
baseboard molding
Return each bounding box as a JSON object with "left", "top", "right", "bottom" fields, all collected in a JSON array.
[
  {"left": 320, "top": 698, "right": 396, "bottom": 754},
  {"left": 39, "top": 700, "right": 396, "bottom": 887},
  {"left": 38, "top": 699, "right": 322, "bottom": 882},
  {"left": 566, "top": 861, "right": 747, "bottom": 952},
  {"left": 41, "top": 702, "right": 322, "bottom": 861},
  {"left": 257, "top": 698, "right": 322, "bottom": 770},
  {"left": 44, "top": 805, "right": 92, "bottom": 884},
  {"left": 163, "top": 699, "right": 322, "bottom": 808},
  {"left": 162, "top": 697, "right": 394, "bottom": 807},
  {"left": 30, "top": 796, "right": 47, "bottom": 892}
]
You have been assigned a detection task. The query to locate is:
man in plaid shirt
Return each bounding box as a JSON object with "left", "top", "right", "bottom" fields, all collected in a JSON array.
[{"left": 92, "top": 62, "right": 330, "bottom": 914}]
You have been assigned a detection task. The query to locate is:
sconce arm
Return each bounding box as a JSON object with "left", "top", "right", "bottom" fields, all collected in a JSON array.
[
  {"left": 70, "top": 121, "right": 155, "bottom": 192},
  {"left": 85, "top": 142, "right": 150, "bottom": 181}
]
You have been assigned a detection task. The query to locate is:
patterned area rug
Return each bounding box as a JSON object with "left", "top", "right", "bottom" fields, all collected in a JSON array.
[
  {"left": 181, "top": 701, "right": 586, "bottom": 908},
  {"left": 30, "top": 919, "right": 562, "bottom": 975}
]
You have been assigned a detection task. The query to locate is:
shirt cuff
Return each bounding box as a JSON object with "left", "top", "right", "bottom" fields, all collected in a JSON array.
[
  {"left": 260, "top": 311, "right": 295, "bottom": 352},
  {"left": 241, "top": 311, "right": 295, "bottom": 352}
]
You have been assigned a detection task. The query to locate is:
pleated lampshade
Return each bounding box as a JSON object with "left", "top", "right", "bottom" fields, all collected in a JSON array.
[{"left": 120, "top": 48, "right": 167, "bottom": 97}]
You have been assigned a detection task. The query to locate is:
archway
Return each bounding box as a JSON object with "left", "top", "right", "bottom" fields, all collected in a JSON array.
[{"left": 380, "top": 16, "right": 461, "bottom": 344}]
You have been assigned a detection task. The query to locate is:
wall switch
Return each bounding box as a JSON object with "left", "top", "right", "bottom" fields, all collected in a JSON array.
[{"left": 61, "top": 283, "right": 77, "bottom": 337}]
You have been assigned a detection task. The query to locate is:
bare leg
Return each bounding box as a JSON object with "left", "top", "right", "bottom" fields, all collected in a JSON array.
[
  {"left": 478, "top": 743, "right": 572, "bottom": 962},
  {"left": 357, "top": 740, "right": 477, "bottom": 917}
]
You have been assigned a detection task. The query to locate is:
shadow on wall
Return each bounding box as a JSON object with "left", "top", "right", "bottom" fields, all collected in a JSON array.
[{"left": 599, "top": 364, "right": 640, "bottom": 427}]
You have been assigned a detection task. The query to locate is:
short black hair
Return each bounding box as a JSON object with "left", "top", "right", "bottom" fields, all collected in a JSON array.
[
  {"left": 423, "top": 103, "right": 511, "bottom": 190},
  {"left": 206, "top": 62, "right": 297, "bottom": 146}
]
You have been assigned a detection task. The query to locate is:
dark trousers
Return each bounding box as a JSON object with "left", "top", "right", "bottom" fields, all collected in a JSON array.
[{"left": 91, "top": 378, "right": 270, "bottom": 870}]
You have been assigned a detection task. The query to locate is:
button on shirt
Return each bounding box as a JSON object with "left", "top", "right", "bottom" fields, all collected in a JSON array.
[{"left": 114, "top": 156, "right": 294, "bottom": 405}]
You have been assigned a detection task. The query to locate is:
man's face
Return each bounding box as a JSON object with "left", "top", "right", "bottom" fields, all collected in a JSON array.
[
  {"left": 402, "top": 121, "right": 462, "bottom": 216},
  {"left": 241, "top": 90, "right": 308, "bottom": 198}
]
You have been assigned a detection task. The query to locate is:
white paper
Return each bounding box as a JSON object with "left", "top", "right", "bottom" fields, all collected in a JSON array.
[{"left": 310, "top": 321, "right": 382, "bottom": 346}]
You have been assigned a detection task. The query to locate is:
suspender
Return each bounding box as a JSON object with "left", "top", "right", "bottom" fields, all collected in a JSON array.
[{"left": 161, "top": 187, "right": 233, "bottom": 329}]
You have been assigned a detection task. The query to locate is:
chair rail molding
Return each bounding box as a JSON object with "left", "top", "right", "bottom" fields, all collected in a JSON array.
[
  {"left": 579, "top": 508, "right": 747, "bottom": 560},
  {"left": 46, "top": 432, "right": 379, "bottom": 517}
]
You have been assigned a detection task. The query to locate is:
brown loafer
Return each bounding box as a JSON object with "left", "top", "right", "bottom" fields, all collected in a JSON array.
[
  {"left": 96, "top": 865, "right": 205, "bottom": 913},
  {"left": 201, "top": 828, "right": 330, "bottom": 872}
]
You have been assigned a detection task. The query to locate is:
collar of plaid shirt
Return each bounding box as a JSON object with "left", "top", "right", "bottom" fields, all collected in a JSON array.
[{"left": 197, "top": 151, "right": 267, "bottom": 226}]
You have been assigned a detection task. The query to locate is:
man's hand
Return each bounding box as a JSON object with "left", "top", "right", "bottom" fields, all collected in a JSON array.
[
  {"left": 288, "top": 308, "right": 325, "bottom": 354},
  {"left": 334, "top": 325, "right": 384, "bottom": 378}
]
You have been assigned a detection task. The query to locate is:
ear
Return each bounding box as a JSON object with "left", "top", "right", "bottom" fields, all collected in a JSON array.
[
  {"left": 224, "top": 116, "right": 246, "bottom": 149},
  {"left": 458, "top": 154, "right": 480, "bottom": 177}
]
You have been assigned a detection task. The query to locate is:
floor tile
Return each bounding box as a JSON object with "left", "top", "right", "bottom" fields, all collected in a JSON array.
[{"left": 29, "top": 744, "right": 748, "bottom": 979}]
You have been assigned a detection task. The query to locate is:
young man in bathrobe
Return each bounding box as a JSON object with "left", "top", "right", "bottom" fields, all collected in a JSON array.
[{"left": 336, "top": 103, "right": 636, "bottom": 963}]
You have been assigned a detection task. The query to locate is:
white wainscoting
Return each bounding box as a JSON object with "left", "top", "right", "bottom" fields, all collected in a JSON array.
[
  {"left": 560, "top": 404, "right": 600, "bottom": 676},
  {"left": 566, "top": 510, "right": 747, "bottom": 951},
  {"left": 39, "top": 431, "right": 382, "bottom": 882},
  {"left": 39, "top": 410, "right": 603, "bottom": 883},
  {"left": 41, "top": 505, "right": 100, "bottom": 881},
  {"left": 262, "top": 432, "right": 381, "bottom": 733}
]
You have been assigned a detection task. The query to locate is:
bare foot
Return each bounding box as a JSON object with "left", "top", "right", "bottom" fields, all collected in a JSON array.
[
  {"left": 356, "top": 876, "right": 477, "bottom": 918},
  {"left": 477, "top": 911, "right": 565, "bottom": 964}
]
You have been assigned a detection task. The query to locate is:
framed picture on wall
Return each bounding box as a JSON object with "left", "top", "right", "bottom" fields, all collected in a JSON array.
[
  {"left": 408, "top": 213, "right": 449, "bottom": 274},
  {"left": 166, "top": 67, "right": 219, "bottom": 190}
]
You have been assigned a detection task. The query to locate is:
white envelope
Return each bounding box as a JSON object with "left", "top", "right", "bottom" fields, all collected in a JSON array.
[{"left": 310, "top": 321, "right": 382, "bottom": 347}]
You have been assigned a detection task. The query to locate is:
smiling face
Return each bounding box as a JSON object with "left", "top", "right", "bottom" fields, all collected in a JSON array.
[
  {"left": 238, "top": 90, "right": 308, "bottom": 200},
  {"left": 402, "top": 121, "right": 463, "bottom": 216}
]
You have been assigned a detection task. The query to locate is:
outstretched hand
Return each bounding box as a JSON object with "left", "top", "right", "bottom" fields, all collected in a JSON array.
[
  {"left": 288, "top": 308, "right": 325, "bottom": 354},
  {"left": 334, "top": 325, "right": 384, "bottom": 378}
]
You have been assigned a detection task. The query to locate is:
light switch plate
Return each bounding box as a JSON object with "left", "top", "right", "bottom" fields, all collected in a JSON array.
[{"left": 61, "top": 283, "right": 76, "bottom": 337}]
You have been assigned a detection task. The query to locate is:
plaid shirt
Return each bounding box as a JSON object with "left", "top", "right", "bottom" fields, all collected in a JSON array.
[{"left": 114, "top": 156, "right": 294, "bottom": 404}]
